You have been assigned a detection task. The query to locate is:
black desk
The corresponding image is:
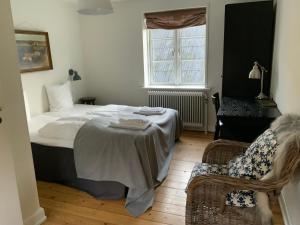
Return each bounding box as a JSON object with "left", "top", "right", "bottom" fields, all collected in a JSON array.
[{"left": 217, "top": 97, "right": 281, "bottom": 142}]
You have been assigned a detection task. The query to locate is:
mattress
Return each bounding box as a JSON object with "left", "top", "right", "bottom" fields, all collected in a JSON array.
[{"left": 31, "top": 142, "right": 127, "bottom": 200}]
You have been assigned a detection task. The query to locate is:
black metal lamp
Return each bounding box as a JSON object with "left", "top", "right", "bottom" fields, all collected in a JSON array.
[
  {"left": 69, "top": 69, "right": 82, "bottom": 81},
  {"left": 248, "top": 61, "right": 268, "bottom": 100}
]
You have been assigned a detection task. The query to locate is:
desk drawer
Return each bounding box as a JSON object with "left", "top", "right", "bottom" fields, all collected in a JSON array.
[{"left": 220, "top": 117, "right": 274, "bottom": 142}]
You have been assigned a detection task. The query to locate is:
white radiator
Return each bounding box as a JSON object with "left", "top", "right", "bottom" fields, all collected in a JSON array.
[{"left": 148, "top": 90, "right": 208, "bottom": 131}]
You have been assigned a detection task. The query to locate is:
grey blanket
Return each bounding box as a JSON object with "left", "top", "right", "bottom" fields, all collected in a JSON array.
[{"left": 73, "top": 105, "right": 181, "bottom": 216}]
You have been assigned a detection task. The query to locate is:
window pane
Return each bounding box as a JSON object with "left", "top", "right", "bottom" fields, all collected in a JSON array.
[
  {"left": 152, "top": 61, "right": 176, "bottom": 84},
  {"left": 179, "top": 25, "right": 206, "bottom": 85},
  {"left": 152, "top": 39, "right": 175, "bottom": 61},
  {"left": 150, "top": 29, "right": 176, "bottom": 84},
  {"left": 180, "top": 38, "right": 206, "bottom": 60},
  {"left": 152, "top": 61, "right": 176, "bottom": 83},
  {"left": 180, "top": 25, "right": 206, "bottom": 38},
  {"left": 180, "top": 60, "right": 205, "bottom": 84},
  {"left": 150, "top": 29, "right": 175, "bottom": 39}
]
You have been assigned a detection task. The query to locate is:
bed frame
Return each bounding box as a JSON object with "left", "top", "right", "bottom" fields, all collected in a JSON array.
[{"left": 31, "top": 143, "right": 127, "bottom": 199}]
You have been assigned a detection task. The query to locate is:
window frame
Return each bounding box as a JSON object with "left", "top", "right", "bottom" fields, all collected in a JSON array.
[{"left": 144, "top": 8, "right": 209, "bottom": 88}]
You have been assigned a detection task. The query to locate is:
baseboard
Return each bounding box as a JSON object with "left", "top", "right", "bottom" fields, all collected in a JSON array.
[
  {"left": 279, "top": 195, "right": 293, "bottom": 225},
  {"left": 24, "top": 207, "right": 47, "bottom": 225}
]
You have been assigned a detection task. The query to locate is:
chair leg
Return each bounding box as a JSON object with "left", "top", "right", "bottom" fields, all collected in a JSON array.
[{"left": 214, "top": 122, "right": 220, "bottom": 140}]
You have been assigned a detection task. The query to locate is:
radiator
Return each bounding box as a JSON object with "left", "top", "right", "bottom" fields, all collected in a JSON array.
[{"left": 148, "top": 90, "right": 208, "bottom": 131}]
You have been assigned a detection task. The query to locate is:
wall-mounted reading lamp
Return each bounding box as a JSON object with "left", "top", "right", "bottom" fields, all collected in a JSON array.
[{"left": 69, "top": 69, "right": 81, "bottom": 81}]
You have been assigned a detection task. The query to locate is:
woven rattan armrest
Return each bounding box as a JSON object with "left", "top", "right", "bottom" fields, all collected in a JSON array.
[
  {"left": 185, "top": 175, "right": 284, "bottom": 225},
  {"left": 187, "top": 175, "right": 287, "bottom": 194},
  {"left": 202, "top": 140, "right": 251, "bottom": 164}
]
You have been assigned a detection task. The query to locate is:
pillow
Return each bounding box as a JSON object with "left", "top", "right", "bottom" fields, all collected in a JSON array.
[
  {"left": 23, "top": 91, "right": 31, "bottom": 121},
  {"left": 228, "top": 129, "right": 278, "bottom": 180},
  {"left": 226, "top": 128, "right": 278, "bottom": 207},
  {"left": 46, "top": 81, "right": 74, "bottom": 112}
]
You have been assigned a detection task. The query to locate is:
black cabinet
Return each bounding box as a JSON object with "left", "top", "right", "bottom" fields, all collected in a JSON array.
[
  {"left": 217, "top": 97, "right": 281, "bottom": 142},
  {"left": 222, "top": 1, "right": 274, "bottom": 98}
]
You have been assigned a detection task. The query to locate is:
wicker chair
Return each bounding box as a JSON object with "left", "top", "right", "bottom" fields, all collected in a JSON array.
[{"left": 186, "top": 139, "right": 300, "bottom": 225}]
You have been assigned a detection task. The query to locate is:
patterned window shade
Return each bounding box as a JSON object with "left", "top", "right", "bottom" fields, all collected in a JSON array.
[{"left": 145, "top": 8, "right": 206, "bottom": 30}]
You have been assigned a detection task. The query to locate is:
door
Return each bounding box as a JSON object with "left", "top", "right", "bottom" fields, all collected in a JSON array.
[
  {"left": 0, "top": 0, "right": 33, "bottom": 224},
  {"left": 0, "top": 84, "right": 23, "bottom": 225}
]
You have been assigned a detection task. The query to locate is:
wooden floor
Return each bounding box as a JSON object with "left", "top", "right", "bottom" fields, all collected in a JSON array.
[{"left": 38, "top": 132, "right": 284, "bottom": 225}]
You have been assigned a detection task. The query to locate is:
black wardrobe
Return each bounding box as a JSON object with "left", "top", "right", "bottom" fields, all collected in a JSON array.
[{"left": 222, "top": 1, "right": 274, "bottom": 98}]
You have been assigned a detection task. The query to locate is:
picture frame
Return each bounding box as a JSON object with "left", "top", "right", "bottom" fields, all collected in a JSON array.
[{"left": 15, "top": 30, "right": 53, "bottom": 73}]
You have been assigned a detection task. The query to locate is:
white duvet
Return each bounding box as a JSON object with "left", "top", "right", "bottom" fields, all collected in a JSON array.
[
  {"left": 38, "top": 117, "right": 90, "bottom": 140},
  {"left": 29, "top": 105, "right": 105, "bottom": 148},
  {"left": 28, "top": 104, "right": 154, "bottom": 149}
]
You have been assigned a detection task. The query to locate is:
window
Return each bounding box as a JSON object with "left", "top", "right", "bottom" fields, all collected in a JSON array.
[
  {"left": 143, "top": 8, "right": 207, "bottom": 87},
  {"left": 147, "top": 25, "right": 206, "bottom": 86}
]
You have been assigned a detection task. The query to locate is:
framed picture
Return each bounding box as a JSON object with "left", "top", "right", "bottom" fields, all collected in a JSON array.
[{"left": 15, "top": 30, "right": 53, "bottom": 73}]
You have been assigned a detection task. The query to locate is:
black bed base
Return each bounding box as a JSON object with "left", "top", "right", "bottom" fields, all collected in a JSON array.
[{"left": 31, "top": 143, "right": 127, "bottom": 200}]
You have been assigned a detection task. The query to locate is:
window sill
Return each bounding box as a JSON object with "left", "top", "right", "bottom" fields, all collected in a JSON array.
[{"left": 143, "top": 85, "right": 210, "bottom": 91}]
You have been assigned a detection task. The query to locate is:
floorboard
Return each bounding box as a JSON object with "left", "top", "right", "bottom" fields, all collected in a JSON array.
[{"left": 38, "top": 132, "right": 284, "bottom": 225}]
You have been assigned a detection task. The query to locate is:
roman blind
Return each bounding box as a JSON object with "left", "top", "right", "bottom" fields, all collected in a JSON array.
[{"left": 145, "top": 8, "right": 206, "bottom": 30}]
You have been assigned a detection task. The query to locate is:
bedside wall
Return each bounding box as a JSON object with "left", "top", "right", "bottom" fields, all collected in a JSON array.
[{"left": 10, "top": 0, "right": 87, "bottom": 116}]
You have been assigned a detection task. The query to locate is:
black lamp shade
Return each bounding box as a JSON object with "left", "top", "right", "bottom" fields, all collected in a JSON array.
[
  {"left": 69, "top": 69, "right": 81, "bottom": 81},
  {"left": 73, "top": 71, "right": 82, "bottom": 81}
]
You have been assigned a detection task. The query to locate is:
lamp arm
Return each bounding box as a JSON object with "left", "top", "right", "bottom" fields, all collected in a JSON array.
[
  {"left": 256, "top": 62, "right": 268, "bottom": 73},
  {"left": 260, "top": 70, "right": 264, "bottom": 94}
]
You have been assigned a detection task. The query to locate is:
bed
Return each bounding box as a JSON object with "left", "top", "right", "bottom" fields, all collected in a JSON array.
[{"left": 29, "top": 104, "right": 181, "bottom": 216}]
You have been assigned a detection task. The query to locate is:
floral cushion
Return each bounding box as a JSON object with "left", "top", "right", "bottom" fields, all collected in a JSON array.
[
  {"left": 189, "top": 163, "right": 228, "bottom": 177},
  {"left": 229, "top": 129, "right": 278, "bottom": 179},
  {"left": 226, "top": 129, "right": 278, "bottom": 207},
  {"left": 186, "top": 163, "right": 228, "bottom": 191},
  {"left": 187, "top": 129, "right": 278, "bottom": 208}
]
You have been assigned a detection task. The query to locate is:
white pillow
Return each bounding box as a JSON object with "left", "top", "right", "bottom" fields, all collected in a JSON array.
[
  {"left": 23, "top": 91, "right": 31, "bottom": 121},
  {"left": 46, "top": 81, "right": 74, "bottom": 112}
]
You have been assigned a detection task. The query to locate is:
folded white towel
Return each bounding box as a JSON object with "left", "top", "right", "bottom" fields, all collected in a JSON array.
[
  {"left": 134, "top": 107, "right": 166, "bottom": 116},
  {"left": 109, "top": 118, "right": 151, "bottom": 130},
  {"left": 88, "top": 110, "right": 119, "bottom": 117},
  {"left": 140, "top": 107, "right": 164, "bottom": 112}
]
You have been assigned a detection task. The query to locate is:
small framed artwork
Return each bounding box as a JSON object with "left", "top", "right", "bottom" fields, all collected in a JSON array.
[{"left": 15, "top": 30, "right": 53, "bottom": 73}]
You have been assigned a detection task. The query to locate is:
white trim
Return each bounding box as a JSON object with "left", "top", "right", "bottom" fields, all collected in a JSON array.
[
  {"left": 143, "top": 85, "right": 210, "bottom": 91},
  {"left": 204, "top": 3, "right": 210, "bottom": 88},
  {"left": 279, "top": 194, "right": 293, "bottom": 225},
  {"left": 142, "top": 28, "right": 150, "bottom": 87},
  {"left": 24, "top": 207, "right": 47, "bottom": 225}
]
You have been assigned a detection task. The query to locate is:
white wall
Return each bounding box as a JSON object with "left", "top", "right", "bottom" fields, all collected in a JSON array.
[
  {"left": 80, "top": 0, "right": 264, "bottom": 131},
  {"left": 10, "top": 0, "right": 87, "bottom": 116},
  {"left": 271, "top": 0, "right": 300, "bottom": 224},
  {"left": 0, "top": 0, "right": 46, "bottom": 224}
]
